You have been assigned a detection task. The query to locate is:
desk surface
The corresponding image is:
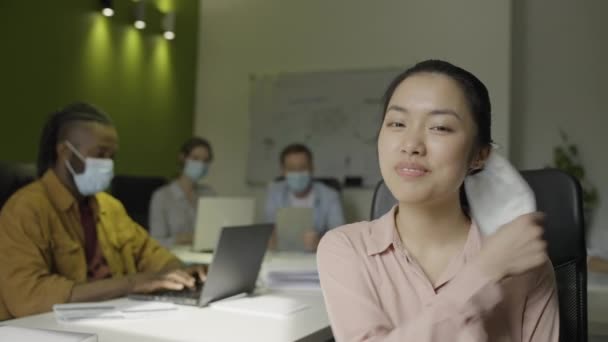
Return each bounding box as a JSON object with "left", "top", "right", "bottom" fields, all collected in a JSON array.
[
  {"left": 4, "top": 292, "right": 331, "bottom": 342},
  {"left": 4, "top": 252, "right": 331, "bottom": 342}
]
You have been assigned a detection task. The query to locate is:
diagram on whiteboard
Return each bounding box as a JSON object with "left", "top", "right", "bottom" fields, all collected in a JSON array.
[{"left": 247, "top": 68, "right": 402, "bottom": 187}]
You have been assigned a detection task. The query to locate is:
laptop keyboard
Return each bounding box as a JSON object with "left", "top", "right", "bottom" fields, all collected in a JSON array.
[
  {"left": 129, "top": 282, "right": 205, "bottom": 305},
  {"left": 155, "top": 282, "right": 204, "bottom": 299}
]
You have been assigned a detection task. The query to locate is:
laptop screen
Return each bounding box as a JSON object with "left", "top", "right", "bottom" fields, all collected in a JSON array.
[{"left": 192, "top": 197, "right": 255, "bottom": 252}]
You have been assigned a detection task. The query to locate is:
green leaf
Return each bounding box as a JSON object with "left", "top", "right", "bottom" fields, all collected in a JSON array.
[
  {"left": 569, "top": 145, "right": 578, "bottom": 156},
  {"left": 572, "top": 166, "right": 584, "bottom": 179}
]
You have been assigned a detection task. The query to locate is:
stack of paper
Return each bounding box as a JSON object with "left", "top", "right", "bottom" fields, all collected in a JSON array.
[
  {"left": 264, "top": 269, "right": 321, "bottom": 290},
  {"left": 210, "top": 295, "right": 309, "bottom": 319},
  {"left": 260, "top": 252, "right": 321, "bottom": 290},
  {"left": 0, "top": 326, "right": 97, "bottom": 342},
  {"left": 53, "top": 301, "right": 179, "bottom": 322}
]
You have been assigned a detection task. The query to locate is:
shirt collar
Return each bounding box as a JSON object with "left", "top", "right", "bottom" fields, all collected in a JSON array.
[
  {"left": 41, "top": 169, "right": 77, "bottom": 212},
  {"left": 41, "top": 169, "right": 102, "bottom": 217},
  {"left": 281, "top": 180, "right": 319, "bottom": 202},
  {"left": 169, "top": 180, "right": 186, "bottom": 200},
  {"left": 366, "top": 205, "right": 399, "bottom": 256},
  {"left": 365, "top": 205, "right": 483, "bottom": 260}
]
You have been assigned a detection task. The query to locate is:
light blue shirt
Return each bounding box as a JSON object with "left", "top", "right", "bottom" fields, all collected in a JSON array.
[{"left": 264, "top": 180, "right": 345, "bottom": 235}]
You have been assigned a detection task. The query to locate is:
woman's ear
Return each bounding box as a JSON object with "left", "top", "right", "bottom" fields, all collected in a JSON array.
[{"left": 469, "top": 145, "right": 491, "bottom": 173}]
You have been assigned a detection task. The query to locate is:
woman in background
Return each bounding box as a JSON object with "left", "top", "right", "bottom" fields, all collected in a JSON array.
[{"left": 149, "top": 137, "right": 216, "bottom": 247}]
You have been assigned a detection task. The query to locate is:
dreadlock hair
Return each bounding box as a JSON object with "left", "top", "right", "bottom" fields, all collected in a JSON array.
[{"left": 36, "top": 102, "right": 113, "bottom": 177}]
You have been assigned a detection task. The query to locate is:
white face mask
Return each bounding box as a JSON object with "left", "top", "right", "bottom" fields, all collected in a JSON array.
[
  {"left": 285, "top": 171, "right": 312, "bottom": 194},
  {"left": 183, "top": 159, "right": 208, "bottom": 181},
  {"left": 464, "top": 150, "right": 536, "bottom": 235},
  {"left": 64, "top": 141, "right": 114, "bottom": 196}
]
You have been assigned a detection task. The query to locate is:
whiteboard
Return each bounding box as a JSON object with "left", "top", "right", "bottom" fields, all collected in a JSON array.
[{"left": 247, "top": 68, "right": 403, "bottom": 187}]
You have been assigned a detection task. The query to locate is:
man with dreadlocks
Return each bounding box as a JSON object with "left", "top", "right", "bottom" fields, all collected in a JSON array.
[{"left": 0, "top": 102, "right": 205, "bottom": 320}]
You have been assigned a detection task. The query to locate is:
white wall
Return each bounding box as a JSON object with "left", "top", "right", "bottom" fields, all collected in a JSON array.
[
  {"left": 511, "top": 0, "right": 608, "bottom": 253},
  {"left": 194, "top": 0, "right": 512, "bottom": 222}
]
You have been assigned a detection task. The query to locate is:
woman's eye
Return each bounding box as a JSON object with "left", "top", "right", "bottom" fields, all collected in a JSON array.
[
  {"left": 387, "top": 122, "right": 405, "bottom": 128},
  {"left": 431, "top": 126, "right": 453, "bottom": 132}
]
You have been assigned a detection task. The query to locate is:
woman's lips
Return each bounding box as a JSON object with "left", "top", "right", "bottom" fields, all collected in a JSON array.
[{"left": 394, "top": 162, "right": 429, "bottom": 178}]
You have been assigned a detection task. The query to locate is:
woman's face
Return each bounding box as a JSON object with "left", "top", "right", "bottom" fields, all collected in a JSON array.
[{"left": 378, "top": 72, "right": 481, "bottom": 206}]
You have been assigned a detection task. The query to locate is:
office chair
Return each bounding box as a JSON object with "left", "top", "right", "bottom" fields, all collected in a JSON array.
[
  {"left": 0, "top": 161, "right": 36, "bottom": 211},
  {"left": 314, "top": 177, "right": 342, "bottom": 193},
  {"left": 522, "top": 169, "right": 587, "bottom": 342},
  {"left": 370, "top": 169, "right": 587, "bottom": 342},
  {"left": 110, "top": 175, "right": 168, "bottom": 229}
]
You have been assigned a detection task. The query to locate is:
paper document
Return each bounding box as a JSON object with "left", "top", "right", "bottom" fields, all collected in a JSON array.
[
  {"left": 53, "top": 301, "right": 179, "bottom": 322},
  {"left": 0, "top": 326, "right": 97, "bottom": 342},
  {"left": 210, "top": 295, "right": 309, "bottom": 319},
  {"left": 261, "top": 253, "right": 321, "bottom": 290},
  {"left": 264, "top": 270, "right": 321, "bottom": 290}
]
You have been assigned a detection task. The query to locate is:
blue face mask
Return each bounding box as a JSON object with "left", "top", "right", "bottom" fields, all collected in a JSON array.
[
  {"left": 64, "top": 141, "right": 114, "bottom": 196},
  {"left": 183, "top": 159, "right": 208, "bottom": 181},
  {"left": 285, "top": 171, "right": 312, "bottom": 194}
]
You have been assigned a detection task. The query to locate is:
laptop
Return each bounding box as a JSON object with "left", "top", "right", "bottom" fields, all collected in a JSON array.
[
  {"left": 130, "top": 224, "right": 273, "bottom": 306},
  {"left": 275, "top": 207, "right": 314, "bottom": 251},
  {"left": 192, "top": 197, "right": 255, "bottom": 252}
]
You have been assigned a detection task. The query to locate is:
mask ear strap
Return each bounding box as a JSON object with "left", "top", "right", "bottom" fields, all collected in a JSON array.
[
  {"left": 64, "top": 141, "right": 86, "bottom": 162},
  {"left": 64, "top": 159, "right": 78, "bottom": 175}
]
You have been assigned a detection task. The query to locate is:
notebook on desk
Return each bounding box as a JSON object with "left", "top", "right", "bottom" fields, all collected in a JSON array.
[
  {"left": 210, "top": 294, "right": 309, "bottom": 319},
  {"left": 130, "top": 224, "right": 273, "bottom": 307},
  {"left": 192, "top": 197, "right": 255, "bottom": 252}
]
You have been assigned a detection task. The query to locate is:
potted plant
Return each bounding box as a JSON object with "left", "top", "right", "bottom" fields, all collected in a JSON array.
[{"left": 551, "top": 130, "right": 600, "bottom": 229}]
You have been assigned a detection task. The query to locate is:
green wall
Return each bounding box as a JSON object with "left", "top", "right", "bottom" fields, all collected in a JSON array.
[{"left": 0, "top": 0, "right": 198, "bottom": 177}]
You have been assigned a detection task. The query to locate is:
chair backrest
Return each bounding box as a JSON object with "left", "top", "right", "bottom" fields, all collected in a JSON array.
[
  {"left": 110, "top": 175, "right": 168, "bottom": 229},
  {"left": 315, "top": 177, "right": 342, "bottom": 193},
  {"left": 370, "top": 179, "right": 396, "bottom": 221},
  {"left": 0, "top": 161, "right": 36, "bottom": 211},
  {"left": 521, "top": 169, "right": 587, "bottom": 342},
  {"left": 370, "top": 169, "right": 587, "bottom": 342}
]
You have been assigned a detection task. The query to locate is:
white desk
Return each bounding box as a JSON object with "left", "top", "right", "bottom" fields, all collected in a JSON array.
[
  {"left": 3, "top": 252, "right": 332, "bottom": 342},
  {"left": 3, "top": 293, "right": 330, "bottom": 342}
]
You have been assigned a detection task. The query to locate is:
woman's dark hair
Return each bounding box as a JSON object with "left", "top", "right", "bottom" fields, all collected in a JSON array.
[
  {"left": 37, "top": 102, "right": 113, "bottom": 177},
  {"left": 381, "top": 60, "right": 493, "bottom": 216},
  {"left": 180, "top": 137, "right": 214, "bottom": 162},
  {"left": 381, "top": 59, "right": 492, "bottom": 148}
]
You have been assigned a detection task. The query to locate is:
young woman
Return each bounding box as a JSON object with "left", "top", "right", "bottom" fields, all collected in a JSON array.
[
  {"left": 317, "top": 60, "right": 558, "bottom": 341},
  {"left": 149, "top": 137, "right": 216, "bottom": 247}
]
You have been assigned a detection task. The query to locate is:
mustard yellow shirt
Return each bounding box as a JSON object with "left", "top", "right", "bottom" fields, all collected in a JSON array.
[{"left": 0, "top": 170, "right": 180, "bottom": 320}]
